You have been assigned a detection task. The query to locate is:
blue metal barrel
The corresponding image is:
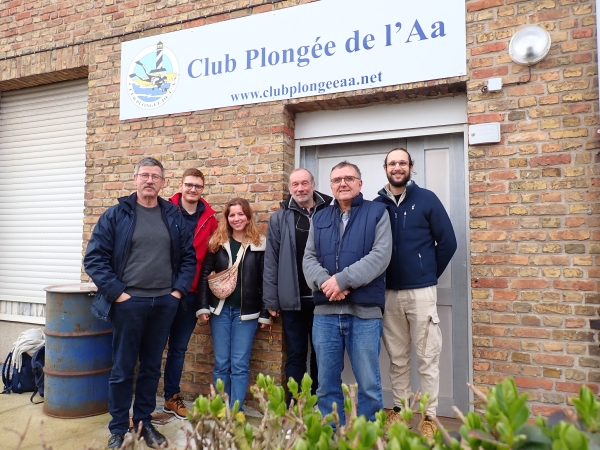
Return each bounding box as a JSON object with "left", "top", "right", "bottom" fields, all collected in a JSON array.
[{"left": 44, "top": 283, "right": 112, "bottom": 418}]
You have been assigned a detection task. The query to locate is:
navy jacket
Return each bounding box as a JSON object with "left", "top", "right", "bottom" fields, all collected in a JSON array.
[
  {"left": 312, "top": 194, "right": 388, "bottom": 310},
  {"left": 374, "top": 182, "right": 457, "bottom": 290},
  {"left": 84, "top": 193, "right": 196, "bottom": 321}
]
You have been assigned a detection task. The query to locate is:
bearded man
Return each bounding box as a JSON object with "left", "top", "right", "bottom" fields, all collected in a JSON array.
[{"left": 374, "top": 148, "right": 457, "bottom": 437}]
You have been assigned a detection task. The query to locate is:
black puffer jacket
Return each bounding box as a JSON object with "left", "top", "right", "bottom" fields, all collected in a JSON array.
[{"left": 196, "top": 237, "right": 270, "bottom": 323}]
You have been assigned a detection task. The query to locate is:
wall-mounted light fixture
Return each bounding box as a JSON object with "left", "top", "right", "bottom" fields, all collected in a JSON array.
[
  {"left": 481, "top": 25, "right": 552, "bottom": 93},
  {"left": 508, "top": 25, "right": 552, "bottom": 65}
]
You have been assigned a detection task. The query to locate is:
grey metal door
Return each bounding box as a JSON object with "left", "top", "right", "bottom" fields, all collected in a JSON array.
[{"left": 300, "top": 133, "right": 468, "bottom": 417}]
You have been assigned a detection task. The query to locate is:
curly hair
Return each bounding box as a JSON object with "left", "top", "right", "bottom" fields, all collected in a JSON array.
[{"left": 208, "top": 197, "right": 262, "bottom": 253}]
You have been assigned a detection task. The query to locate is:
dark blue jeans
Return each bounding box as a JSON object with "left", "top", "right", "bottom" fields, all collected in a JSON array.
[
  {"left": 281, "top": 301, "right": 318, "bottom": 403},
  {"left": 108, "top": 294, "right": 179, "bottom": 433},
  {"left": 163, "top": 292, "right": 198, "bottom": 400}
]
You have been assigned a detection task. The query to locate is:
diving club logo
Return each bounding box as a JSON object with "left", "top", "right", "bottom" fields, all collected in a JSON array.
[{"left": 127, "top": 41, "right": 179, "bottom": 109}]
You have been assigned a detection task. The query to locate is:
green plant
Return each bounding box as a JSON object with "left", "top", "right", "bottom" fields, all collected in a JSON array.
[{"left": 75, "top": 375, "right": 598, "bottom": 450}]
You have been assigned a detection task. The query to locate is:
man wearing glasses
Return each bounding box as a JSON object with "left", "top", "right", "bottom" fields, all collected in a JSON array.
[
  {"left": 374, "top": 148, "right": 456, "bottom": 437},
  {"left": 264, "top": 168, "right": 332, "bottom": 404},
  {"left": 303, "top": 161, "right": 392, "bottom": 424},
  {"left": 162, "top": 168, "right": 218, "bottom": 419},
  {"left": 84, "top": 157, "right": 196, "bottom": 449}
]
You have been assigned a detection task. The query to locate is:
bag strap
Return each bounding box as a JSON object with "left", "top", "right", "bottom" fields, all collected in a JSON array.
[
  {"left": 231, "top": 241, "right": 248, "bottom": 268},
  {"left": 2, "top": 351, "right": 13, "bottom": 394},
  {"left": 30, "top": 347, "right": 44, "bottom": 404}
]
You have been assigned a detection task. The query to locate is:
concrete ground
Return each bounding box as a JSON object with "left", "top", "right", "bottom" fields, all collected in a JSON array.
[
  {"left": 1, "top": 392, "right": 461, "bottom": 449},
  {"left": 0, "top": 393, "right": 197, "bottom": 450}
]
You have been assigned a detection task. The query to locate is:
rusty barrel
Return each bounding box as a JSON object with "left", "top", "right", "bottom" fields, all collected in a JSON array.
[{"left": 44, "top": 283, "right": 112, "bottom": 418}]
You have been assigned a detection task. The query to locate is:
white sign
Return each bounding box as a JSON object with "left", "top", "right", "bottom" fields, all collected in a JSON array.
[{"left": 120, "top": 0, "right": 466, "bottom": 120}]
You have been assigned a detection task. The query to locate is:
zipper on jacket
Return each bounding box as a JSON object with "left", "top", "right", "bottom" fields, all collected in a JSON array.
[
  {"left": 418, "top": 253, "right": 423, "bottom": 274},
  {"left": 403, "top": 210, "right": 407, "bottom": 230},
  {"left": 195, "top": 213, "right": 216, "bottom": 238},
  {"left": 335, "top": 211, "right": 345, "bottom": 272}
]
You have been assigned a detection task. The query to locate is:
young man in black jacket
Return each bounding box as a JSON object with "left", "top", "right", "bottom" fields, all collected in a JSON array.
[{"left": 374, "top": 148, "right": 457, "bottom": 437}]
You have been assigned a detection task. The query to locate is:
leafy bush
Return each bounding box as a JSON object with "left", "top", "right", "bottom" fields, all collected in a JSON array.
[
  {"left": 61, "top": 374, "right": 595, "bottom": 449},
  {"left": 182, "top": 375, "right": 599, "bottom": 450}
]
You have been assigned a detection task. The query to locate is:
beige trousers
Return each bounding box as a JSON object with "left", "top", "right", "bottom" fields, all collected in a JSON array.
[{"left": 382, "top": 286, "right": 442, "bottom": 417}]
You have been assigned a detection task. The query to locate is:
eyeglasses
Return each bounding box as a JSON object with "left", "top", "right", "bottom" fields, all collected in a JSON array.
[
  {"left": 137, "top": 173, "right": 163, "bottom": 182},
  {"left": 183, "top": 182, "right": 204, "bottom": 191},
  {"left": 330, "top": 176, "right": 360, "bottom": 186},
  {"left": 386, "top": 161, "right": 410, "bottom": 168}
]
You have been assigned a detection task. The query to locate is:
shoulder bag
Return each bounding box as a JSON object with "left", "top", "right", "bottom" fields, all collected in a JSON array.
[{"left": 207, "top": 241, "right": 247, "bottom": 300}]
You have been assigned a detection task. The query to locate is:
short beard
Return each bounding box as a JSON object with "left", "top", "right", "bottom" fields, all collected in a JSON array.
[{"left": 387, "top": 173, "right": 410, "bottom": 188}]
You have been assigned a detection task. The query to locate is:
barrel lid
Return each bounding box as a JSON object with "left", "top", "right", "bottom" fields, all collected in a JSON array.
[{"left": 44, "top": 283, "right": 97, "bottom": 293}]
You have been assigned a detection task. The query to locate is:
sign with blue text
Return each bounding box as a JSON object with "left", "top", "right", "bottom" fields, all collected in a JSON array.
[{"left": 120, "top": 0, "right": 466, "bottom": 120}]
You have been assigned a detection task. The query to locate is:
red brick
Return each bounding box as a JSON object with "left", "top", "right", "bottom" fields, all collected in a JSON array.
[
  {"left": 489, "top": 170, "right": 517, "bottom": 180},
  {"left": 469, "top": 113, "right": 506, "bottom": 124},
  {"left": 515, "top": 377, "right": 554, "bottom": 390},
  {"left": 553, "top": 280, "right": 595, "bottom": 291},
  {"left": 472, "top": 277, "right": 509, "bottom": 288},
  {"left": 472, "top": 66, "right": 509, "bottom": 80},
  {"left": 471, "top": 42, "right": 507, "bottom": 56},
  {"left": 532, "top": 354, "right": 574, "bottom": 366},
  {"left": 530, "top": 154, "right": 571, "bottom": 167},
  {"left": 467, "top": 0, "right": 503, "bottom": 12},
  {"left": 573, "top": 28, "right": 593, "bottom": 39},
  {"left": 555, "top": 382, "right": 599, "bottom": 394},
  {"left": 493, "top": 290, "right": 518, "bottom": 301}
]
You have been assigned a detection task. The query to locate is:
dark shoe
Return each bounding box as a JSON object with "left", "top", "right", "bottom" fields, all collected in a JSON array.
[
  {"left": 107, "top": 432, "right": 125, "bottom": 449},
  {"left": 141, "top": 423, "right": 168, "bottom": 448}
]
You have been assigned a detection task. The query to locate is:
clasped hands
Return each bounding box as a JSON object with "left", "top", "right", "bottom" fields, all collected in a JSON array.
[{"left": 321, "top": 275, "right": 350, "bottom": 301}]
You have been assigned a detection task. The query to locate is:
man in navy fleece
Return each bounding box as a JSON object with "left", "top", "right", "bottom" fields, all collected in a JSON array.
[{"left": 374, "top": 148, "right": 456, "bottom": 437}]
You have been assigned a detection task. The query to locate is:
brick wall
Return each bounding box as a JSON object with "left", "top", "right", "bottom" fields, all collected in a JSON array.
[
  {"left": 466, "top": 0, "right": 599, "bottom": 413},
  {"left": 0, "top": 0, "right": 598, "bottom": 412}
]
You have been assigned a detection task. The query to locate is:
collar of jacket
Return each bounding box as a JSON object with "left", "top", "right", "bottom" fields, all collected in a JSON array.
[
  {"left": 222, "top": 236, "right": 267, "bottom": 262},
  {"left": 282, "top": 191, "right": 332, "bottom": 212},
  {"left": 169, "top": 192, "right": 216, "bottom": 220},
  {"left": 378, "top": 181, "right": 416, "bottom": 204},
  {"left": 118, "top": 192, "right": 177, "bottom": 215},
  {"left": 333, "top": 192, "right": 364, "bottom": 211}
]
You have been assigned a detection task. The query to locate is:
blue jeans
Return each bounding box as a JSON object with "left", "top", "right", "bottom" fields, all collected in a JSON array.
[
  {"left": 163, "top": 292, "right": 198, "bottom": 400},
  {"left": 281, "top": 301, "right": 318, "bottom": 403},
  {"left": 209, "top": 306, "right": 258, "bottom": 410},
  {"left": 312, "top": 314, "right": 383, "bottom": 424},
  {"left": 108, "top": 294, "right": 179, "bottom": 433}
]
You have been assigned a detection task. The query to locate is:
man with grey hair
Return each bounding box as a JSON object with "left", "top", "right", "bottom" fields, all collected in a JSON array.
[
  {"left": 303, "top": 161, "right": 392, "bottom": 424},
  {"left": 84, "top": 157, "right": 196, "bottom": 449},
  {"left": 264, "top": 168, "right": 332, "bottom": 404}
]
